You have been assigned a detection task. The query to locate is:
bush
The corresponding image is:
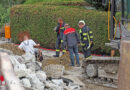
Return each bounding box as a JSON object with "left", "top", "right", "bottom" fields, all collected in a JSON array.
[
  {"left": 24, "top": 0, "right": 84, "bottom": 4},
  {"left": 10, "top": 4, "right": 111, "bottom": 54},
  {"left": 0, "top": 4, "right": 10, "bottom": 27}
]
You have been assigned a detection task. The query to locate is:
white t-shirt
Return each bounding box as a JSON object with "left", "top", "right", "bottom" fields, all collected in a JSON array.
[{"left": 19, "top": 39, "right": 36, "bottom": 54}]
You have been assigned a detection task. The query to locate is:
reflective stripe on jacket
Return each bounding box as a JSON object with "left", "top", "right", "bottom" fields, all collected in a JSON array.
[
  {"left": 56, "top": 23, "right": 65, "bottom": 40},
  {"left": 79, "top": 26, "right": 93, "bottom": 49}
]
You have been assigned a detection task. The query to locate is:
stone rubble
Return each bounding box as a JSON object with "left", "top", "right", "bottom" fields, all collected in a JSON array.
[
  {"left": 0, "top": 48, "right": 81, "bottom": 90},
  {"left": 21, "top": 78, "right": 31, "bottom": 88}
]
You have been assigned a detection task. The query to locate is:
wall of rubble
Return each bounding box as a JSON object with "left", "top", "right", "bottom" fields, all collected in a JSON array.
[{"left": 0, "top": 48, "right": 82, "bottom": 90}]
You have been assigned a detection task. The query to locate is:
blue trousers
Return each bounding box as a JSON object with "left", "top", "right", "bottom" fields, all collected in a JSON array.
[{"left": 68, "top": 45, "right": 80, "bottom": 66}]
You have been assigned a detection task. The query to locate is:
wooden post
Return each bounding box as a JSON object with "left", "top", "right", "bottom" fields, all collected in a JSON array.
[{"left": 118, "top": 41, "right": 130, "bottom": 90}]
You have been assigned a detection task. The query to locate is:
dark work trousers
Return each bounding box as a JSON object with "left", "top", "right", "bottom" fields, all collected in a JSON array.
[
  {"left": 82, "top": 46, "right": 91, "bottom": 58},
  {"left": 56, "top": 35, "right": 64, "bottom": 52},
  {"left": 68, "top": 45, "right": 80, "bottom": 66}
]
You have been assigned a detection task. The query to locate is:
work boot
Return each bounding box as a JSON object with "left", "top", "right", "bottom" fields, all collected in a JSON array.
[
  {"left": 69, "top": 64, "right": 75, "bottom": 67},
  {"left": 76, "top": 64, "right": 80, "bottom": 67},
  {"left": 53, "top": 52, "right": 60, "bottom": 57},
  {"left": 86, "top": 56, "right": 92, "bottom": 60},
  {"left": 39, "top": 56, "right": 43, "bottom": 61}
]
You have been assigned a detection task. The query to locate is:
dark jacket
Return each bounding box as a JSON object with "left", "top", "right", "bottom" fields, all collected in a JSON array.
[
  {"left": 63, "top": 28, "right": 80, "bottom": 47},
  {"left": 79, "top": 25, "right": 93, "bottom": 48},
  {"left": 56, "top": 23, "right": 65, "bottom": 40}
]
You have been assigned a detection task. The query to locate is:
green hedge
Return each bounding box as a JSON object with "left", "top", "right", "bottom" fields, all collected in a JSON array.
[
  {"left": 24, "top": 0, "right": 84, "bottom": 4},
  {"left": 10, "top": 3, "right": 111, "bottom": 54},
  {"left": 0, "top": 4, "right": 10, "bottom": 27}
]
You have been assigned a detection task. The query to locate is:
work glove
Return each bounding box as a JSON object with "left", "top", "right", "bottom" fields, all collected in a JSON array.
[
  {"left": 53, "top": 26, "right": 57, "bottom": 32},
  {"left": 61, "top": 40, "right": 63, "bottom": 43}
]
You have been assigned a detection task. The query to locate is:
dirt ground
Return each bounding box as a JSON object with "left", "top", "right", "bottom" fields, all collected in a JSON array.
[
  {"left": 42, "top": 52, "right": 84, "bottom": 70},
  {"left": 84, "top": 82, "right": 116, "bottom": 90},
  {"left": 0, "top": 43, "right": 25, "bottom": 55}
]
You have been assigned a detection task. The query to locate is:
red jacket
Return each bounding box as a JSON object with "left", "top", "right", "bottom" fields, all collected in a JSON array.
[{"left": 63, "top": 28, "right": 80, "bottom": 47}]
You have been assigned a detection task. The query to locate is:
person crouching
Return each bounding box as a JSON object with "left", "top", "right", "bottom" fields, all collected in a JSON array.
[
  {"left": 63, "top": 24, "right": 80, "bottom": 67},
  {"left": 18, "top": 31, "right": 43, "bottom": 61}
]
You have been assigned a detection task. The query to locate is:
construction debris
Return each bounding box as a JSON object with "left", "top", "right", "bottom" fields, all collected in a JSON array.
[
  {"left": 0, "top": 43, "right": 25, "bottom": 55},
  {"left": 0, "top": 48, "right": 81, "bottom": 90}
]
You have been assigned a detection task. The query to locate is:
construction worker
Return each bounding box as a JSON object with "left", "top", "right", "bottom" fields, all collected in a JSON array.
[
  {"left": 78, "top": 20, "right": 93, "bottom": 59},
  {"left": 53, "top": 18, "right": 66, "bottom": 57},
  {"left": 63, "top": 24, "right": 80, "bottom": 66}
]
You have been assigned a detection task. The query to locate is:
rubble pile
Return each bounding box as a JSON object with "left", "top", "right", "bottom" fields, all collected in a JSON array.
[
  {"left": 0, "top": 43, "right": 25, "bottom": 55},
  {"left": 0, "top": 48, "right": 81, "bottom": 90}
]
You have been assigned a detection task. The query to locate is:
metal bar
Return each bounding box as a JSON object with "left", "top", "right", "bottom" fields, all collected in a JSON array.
[
  {"left": 108, "top": 0, "right": 111, "bottom": 40},
  {"left": 110, "top": 0, "right": 116, "bottom": 40},
  {"left": 113, "top": 16, "right": 117, "bottom": 39},
  {"left": 121, "top": 0, "right": 125, "bottom": 24}
]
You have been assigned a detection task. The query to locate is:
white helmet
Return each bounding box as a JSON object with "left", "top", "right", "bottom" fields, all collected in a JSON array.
[{"left": 78, "top": 20, "right": 86, "bottom": 25}]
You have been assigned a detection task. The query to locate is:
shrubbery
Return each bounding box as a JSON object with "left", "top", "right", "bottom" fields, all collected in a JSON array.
[
  {"left": 0, "top": 5, "right": 10, "bottom": 27},
  {"left": 10, "top": 3, "right": 111, "bottom": 54},
  {"left": 24, "top": 0, "right": 84, "bottom": 4}
]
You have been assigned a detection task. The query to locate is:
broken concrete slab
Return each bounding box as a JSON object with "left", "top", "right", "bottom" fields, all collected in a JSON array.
[
  {"left": 9, "top": 55, "right": 21, "bottom": 67},
  {"left": 36, "top": 71, "right": 47, "bottom": 82},
  {"left": 21, "top": 78, "right": 31, "bottom": 88},
  {"left": 26, "top": 62, "right": 41, "bottom": 72},
  {"left": 45, "top": 81, "right": 64, "bottom": 90},
  {"left": 62, "top": 76, "right": 85, "bottom": 87},
  {"left": 44, "top": 64, "right": 65, "bottom": 78},
  {"left": 26, "top": 73, "right": 45, "bottom": 90},
  {"left": 22, "top": 53, "right": 35, "bottom": 62},
  {"left": 68, "top": 83, "right": 81, "bottom": 90},
  {"left": 14, "top": 64, "right": 28, "bottom": 78},
  {"left": 15, "top": 56, "right": 25, "bottom": 64},
  {"left": 51, "top": 79, "right": 64, "bottom": 86}
]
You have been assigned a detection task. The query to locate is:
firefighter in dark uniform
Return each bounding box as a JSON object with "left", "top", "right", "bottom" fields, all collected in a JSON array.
[
  {"left": 53, "top": 18, "right": 66, "bottom": 57},
  {"left": 78, "top": 20, "right": 93, "bottom": 59}
]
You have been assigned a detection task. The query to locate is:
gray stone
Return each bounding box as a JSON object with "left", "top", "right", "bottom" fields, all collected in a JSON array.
[
  {"left": 15, "top": 56, "right": 25, "bottom": 64},
  {"left": 36, "top": 71, "right": 47, "bottom": 82},
  {"left": 26, "top": 62, "right": 41, "bottom": 72},
  {"left": 86, "top": 64, "right": 98, "bottom": 78},
  {"left": 9, "top": 55, "right": 21, "bottom": 67},
  {"left": 68, "top": 83, "right": 80, "bottom": 90},
  {"left": 21, "top": 78, "right": 31, "bottom": 88},
  {"left": 26, "top": 73, "right": 45, "bottom": 90},
  {"left": 14, "top": 64, "right": 27, "bottom": 78},
  {"left": 51, "top": 79, "right": 64, "bottom": 86},
  {"left": 62, "top": 76, "right": 85, "bottom": 87},
  {"left": 22, "top": 53, "right": 35, "bottom": 62},
  {"left": 45, "top": 81, "right": 63, "bottom": 90}
]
